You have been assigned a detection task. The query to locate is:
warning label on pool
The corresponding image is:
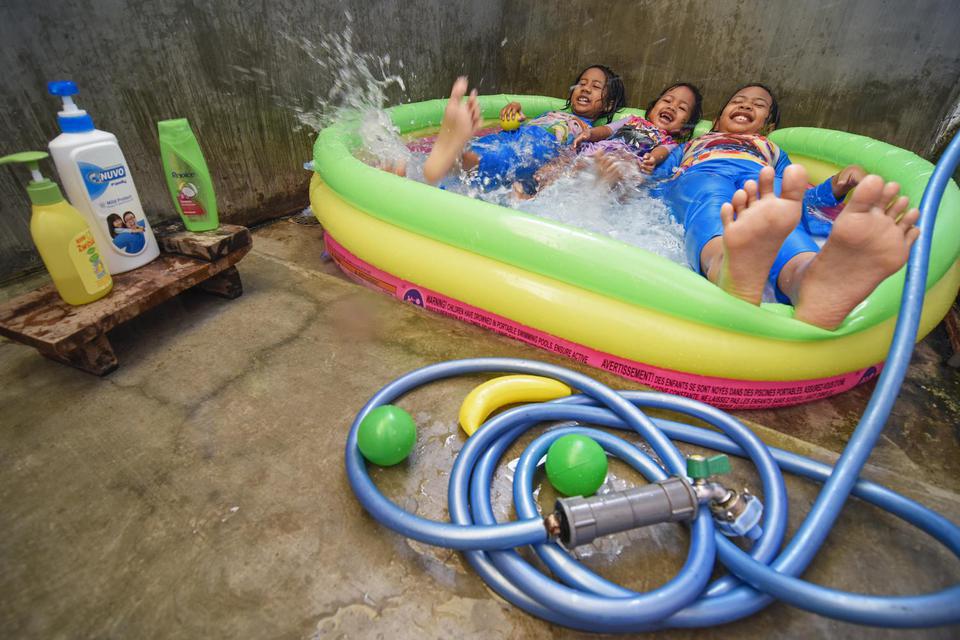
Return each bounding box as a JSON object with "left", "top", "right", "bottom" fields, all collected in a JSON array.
[{"left": 325, "top": 233, "right": 880, "bottom": 410}]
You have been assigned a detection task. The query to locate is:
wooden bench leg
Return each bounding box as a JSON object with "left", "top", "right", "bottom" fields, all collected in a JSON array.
[
  {"left": 196, "top": 266, "right": 243, "bottom": 299},
  {"left": 40, "top": 333, "right": 118, "bottom": 376}
]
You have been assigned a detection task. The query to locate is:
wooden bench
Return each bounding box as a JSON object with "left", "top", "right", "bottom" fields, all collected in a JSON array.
[{"left": 0, "top": 224, "right": 252, "bottom": 375}]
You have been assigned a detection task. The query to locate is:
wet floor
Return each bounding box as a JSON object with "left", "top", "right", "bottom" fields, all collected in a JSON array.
[{"left": 1, "top": 219, "right": 958, "bottom": 638}]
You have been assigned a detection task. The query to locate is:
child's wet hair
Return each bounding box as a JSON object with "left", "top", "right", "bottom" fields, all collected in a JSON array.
[
  {"left": 645, "top": 82, "right": 703, "bottom": 141},
  {"left": 564, "top": 65, "right": 626, "bottom": 124},
  {"left": 715, "top": 83, "right": 781, "bottom": 131}
]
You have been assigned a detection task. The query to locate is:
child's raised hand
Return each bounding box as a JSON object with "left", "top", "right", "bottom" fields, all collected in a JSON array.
[
  {"left": 639, "top": 153, "right": 657, "bottom": 174},
  {"left": 832, "top": 164, "right": 868, "bottom": 199},
  {"left": 500, "top": 101, "right": 525, "bottom": 122},
  {"left": 593, "top": 151, "right": 627, "bottom": 186},
  {"left": 468, "top": 87, "right": 482, "bottom": 131}
]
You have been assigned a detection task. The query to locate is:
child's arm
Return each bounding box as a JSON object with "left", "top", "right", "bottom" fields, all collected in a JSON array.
[
  {"left": 651, "top": 144, "right": 684, "bottom": 179},
  {"left": 781, "top": 152, "right": 867, "bottom": 235},
  {"left": 573, "top": 125, "right": 613, "bottom": 149},
  {"left": 777, "top": 150, "right": 854, "bottom": 211},
  {"left": 830, "top": 164, "right": 867, "bottom": 200},
  {"left": 639, "top": 145, "right": 674, "bottom": 174},
  {"left": 804, "top": 164, "right": 867, "bottom": 212}
]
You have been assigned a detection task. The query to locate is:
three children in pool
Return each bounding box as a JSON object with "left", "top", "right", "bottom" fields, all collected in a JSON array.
[{"left": 419, "top": 68, "right": 920, "bottom": 331}]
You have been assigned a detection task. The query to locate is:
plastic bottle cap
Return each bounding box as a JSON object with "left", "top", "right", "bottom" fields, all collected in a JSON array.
[
  {"left": 48, "top": 80, "right": 79, "bottom": 97},
  {"left": 57, "top": 114, "right": 95, "bottom": 133},
  {"left": 0, "top": 151, "right": 65, "bottom": 205},
  {"left": 48, "top": 80, "right": 94, "bottom": 132}
]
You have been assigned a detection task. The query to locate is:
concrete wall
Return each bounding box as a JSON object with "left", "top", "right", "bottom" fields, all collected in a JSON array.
[
  {"left": 498, "top": 0, "right": 960, "bottom": 151},
  {"left": 2, "top": 0, "right": 959, "bottom": 281},
  {"left": 0, "top": 0, "right": 504, "bottom": 280}
]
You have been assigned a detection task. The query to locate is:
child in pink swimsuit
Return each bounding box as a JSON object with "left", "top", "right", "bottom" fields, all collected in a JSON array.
[{"left": 521, "top": 83, "right": 702, "bottom": 195}]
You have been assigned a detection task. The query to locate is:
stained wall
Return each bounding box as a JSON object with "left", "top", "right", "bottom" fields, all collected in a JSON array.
[{"left": 2, "top": 0, "right": 959, "bottom": 280}]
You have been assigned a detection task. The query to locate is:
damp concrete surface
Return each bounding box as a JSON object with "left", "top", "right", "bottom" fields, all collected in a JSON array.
[{"left": 1, "top": 218, "right": 958, "bottom": 639}]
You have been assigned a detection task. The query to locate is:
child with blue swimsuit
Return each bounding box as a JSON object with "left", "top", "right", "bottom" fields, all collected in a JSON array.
[
  {"left": 423, "top": 66, "right": 626, "bottom": 187},
  {"left": 657, "top": 83, "right": 920, "bottom": 330}
]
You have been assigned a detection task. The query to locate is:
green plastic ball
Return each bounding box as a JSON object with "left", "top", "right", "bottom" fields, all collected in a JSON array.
[
  {"left": 357, "top": 405, "right": 417, "bottom": 466},
  {"left": 545, "top": 434, "right": 608, "bottom": 497}
]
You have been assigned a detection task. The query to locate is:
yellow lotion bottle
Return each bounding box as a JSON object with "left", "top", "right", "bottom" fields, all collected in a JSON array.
[{"left": 0, "top": 151, "right": 112, "bottom": 305}]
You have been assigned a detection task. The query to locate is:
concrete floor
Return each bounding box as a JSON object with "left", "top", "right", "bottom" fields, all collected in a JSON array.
[{"left": 2, "top": 218, "right": 959, "bottom": 639}]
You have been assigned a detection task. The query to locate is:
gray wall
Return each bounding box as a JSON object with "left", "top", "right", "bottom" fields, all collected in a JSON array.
[
  {"left": 498, "top": 0, "right": 960, "bottom": 152},
  {"left": 0, "top": 0, "right": 505, "bottom": 280},
  {"left": 2, "top": 0, "right": 959, "bottom": 281}
]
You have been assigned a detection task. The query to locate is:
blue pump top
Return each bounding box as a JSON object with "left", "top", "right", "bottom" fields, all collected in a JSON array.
[{"left": 48, "top": 80, "right": 95, "bottom": 133}]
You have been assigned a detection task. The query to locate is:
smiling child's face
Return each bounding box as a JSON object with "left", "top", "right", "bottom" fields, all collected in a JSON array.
[
  {"left": 716, "top": 85, "right": 773, "bottom": 135},
  {"left": 569, "top": 67, "right": 608, "bottom": 119},
  {"left": 647, "top": 85, "right": 696, "bottom": 134},
  {"left": 124, "top": 214, "right": 137, "bottom": 229}
]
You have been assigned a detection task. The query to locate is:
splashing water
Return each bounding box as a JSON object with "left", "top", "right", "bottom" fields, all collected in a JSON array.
[
  {"left": 283, "top": 13, "right": 412, "bottom": 166},
  {"left": 406, "top": 150, "right": 689, "bottom": 265},
  {"left": 513, "top": 166, "right": 686, "bottom": 265}
]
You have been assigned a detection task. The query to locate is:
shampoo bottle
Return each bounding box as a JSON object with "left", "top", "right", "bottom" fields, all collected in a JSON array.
[
  {"left": 47, "top": 80, "right": 159, "bottom": 274},
  {"left": 158, "top": 118, "right": 219, "bottom": 232},
  {"left": 0, "top": 151, "right": 112, "bottom": 305}
]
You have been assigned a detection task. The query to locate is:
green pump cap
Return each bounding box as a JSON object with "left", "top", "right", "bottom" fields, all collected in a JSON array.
[
  {"left": 686, "top": 454, "right": 732, "bottom": 479},
  {"left": 0, "top": 151, "right": 64, "bottom": 206}
]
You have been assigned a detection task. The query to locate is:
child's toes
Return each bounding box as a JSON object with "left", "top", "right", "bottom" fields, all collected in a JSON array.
[
  {"left": 779, "top": 164, "right": 808, "bottom": 201},
  {"left": 886, "top": 195, "right": 909, "bottom": 219},
  {"left": 721, "top": 202, "right": 736, "bottom": 228},
  {"left": 880, "top": 180, "right": 901, "bottom": 207},
  {"left": 730, "top": 182, "right": 757, "bottom": 214},
  {"left": 906, "top": 226, "right": 921, "bottom": 246},
  {"left": 846, "top": 174, "right": 884, "bottom": 211},
  {"left": 898, "top": 206, "right": 920, "bottom": 229},
  {"left": 742, "top": 179, "right": 758, "bottom": 206},
  {"left": 757, "top": 166, "right": 776, "bottom": 197}
]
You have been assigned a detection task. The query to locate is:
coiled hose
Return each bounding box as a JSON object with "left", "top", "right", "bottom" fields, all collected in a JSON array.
[{"left": 344, "top": 133, "right": 960, "bottom": 630}]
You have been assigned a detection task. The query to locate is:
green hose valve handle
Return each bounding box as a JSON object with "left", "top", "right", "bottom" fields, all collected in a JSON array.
[{"left": 686, "top": 454, "right": 731, "bottom": 480}]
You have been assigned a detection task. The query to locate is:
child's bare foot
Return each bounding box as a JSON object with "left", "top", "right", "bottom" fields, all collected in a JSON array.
[
  {"left": 713, "top": 165, "right": 807, "bottom": 305},
  {"left": 423, "top": 77, "right": 481, "bottom": 184},
  {"left": 792, "top": 175, "right": 920, "bottom": 329}
]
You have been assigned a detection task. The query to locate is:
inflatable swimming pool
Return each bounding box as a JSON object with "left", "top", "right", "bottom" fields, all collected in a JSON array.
[{"left": 310, "top": 94, "right": 960, "bottom": 408}]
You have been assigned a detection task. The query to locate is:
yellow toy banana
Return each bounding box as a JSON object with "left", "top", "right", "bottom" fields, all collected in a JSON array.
[{"left": 458, "top": 375, "right": 572, "bottom": 436}]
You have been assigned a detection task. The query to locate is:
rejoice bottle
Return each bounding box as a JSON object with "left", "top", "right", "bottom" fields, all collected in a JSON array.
[
  {"left": 158, "top": 118, "right": 220, "bottom": 232},
  {"left": 47, "top": 80, "right": 159, "bottom": 274}
]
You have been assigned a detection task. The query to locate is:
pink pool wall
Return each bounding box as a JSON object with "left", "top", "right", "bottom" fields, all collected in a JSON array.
[{"left": 325, "top": 233, "right": 882, "bottom": 410}]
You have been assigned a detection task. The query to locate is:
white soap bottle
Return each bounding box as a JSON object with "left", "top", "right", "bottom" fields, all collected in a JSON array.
[{"left": 47, "top": 80, "right": 159, "bottom": 274}]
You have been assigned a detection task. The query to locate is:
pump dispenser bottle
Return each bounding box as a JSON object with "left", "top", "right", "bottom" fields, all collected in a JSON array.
[
  {"left": 0, "top": 151, "right": 112, "bottom": 305},
  {"left": 47, "top": 80, "right": 159, "bottom": 274}
]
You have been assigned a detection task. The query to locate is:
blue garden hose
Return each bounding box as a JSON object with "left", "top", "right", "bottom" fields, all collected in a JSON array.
[{"left": 344, "top": 133, "right": 960, "bottom": 630}]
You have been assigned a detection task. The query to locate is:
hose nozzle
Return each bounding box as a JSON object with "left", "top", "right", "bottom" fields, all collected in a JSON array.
[{"left": 551, "top": 477, "right": 699, "bottom": 548}]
